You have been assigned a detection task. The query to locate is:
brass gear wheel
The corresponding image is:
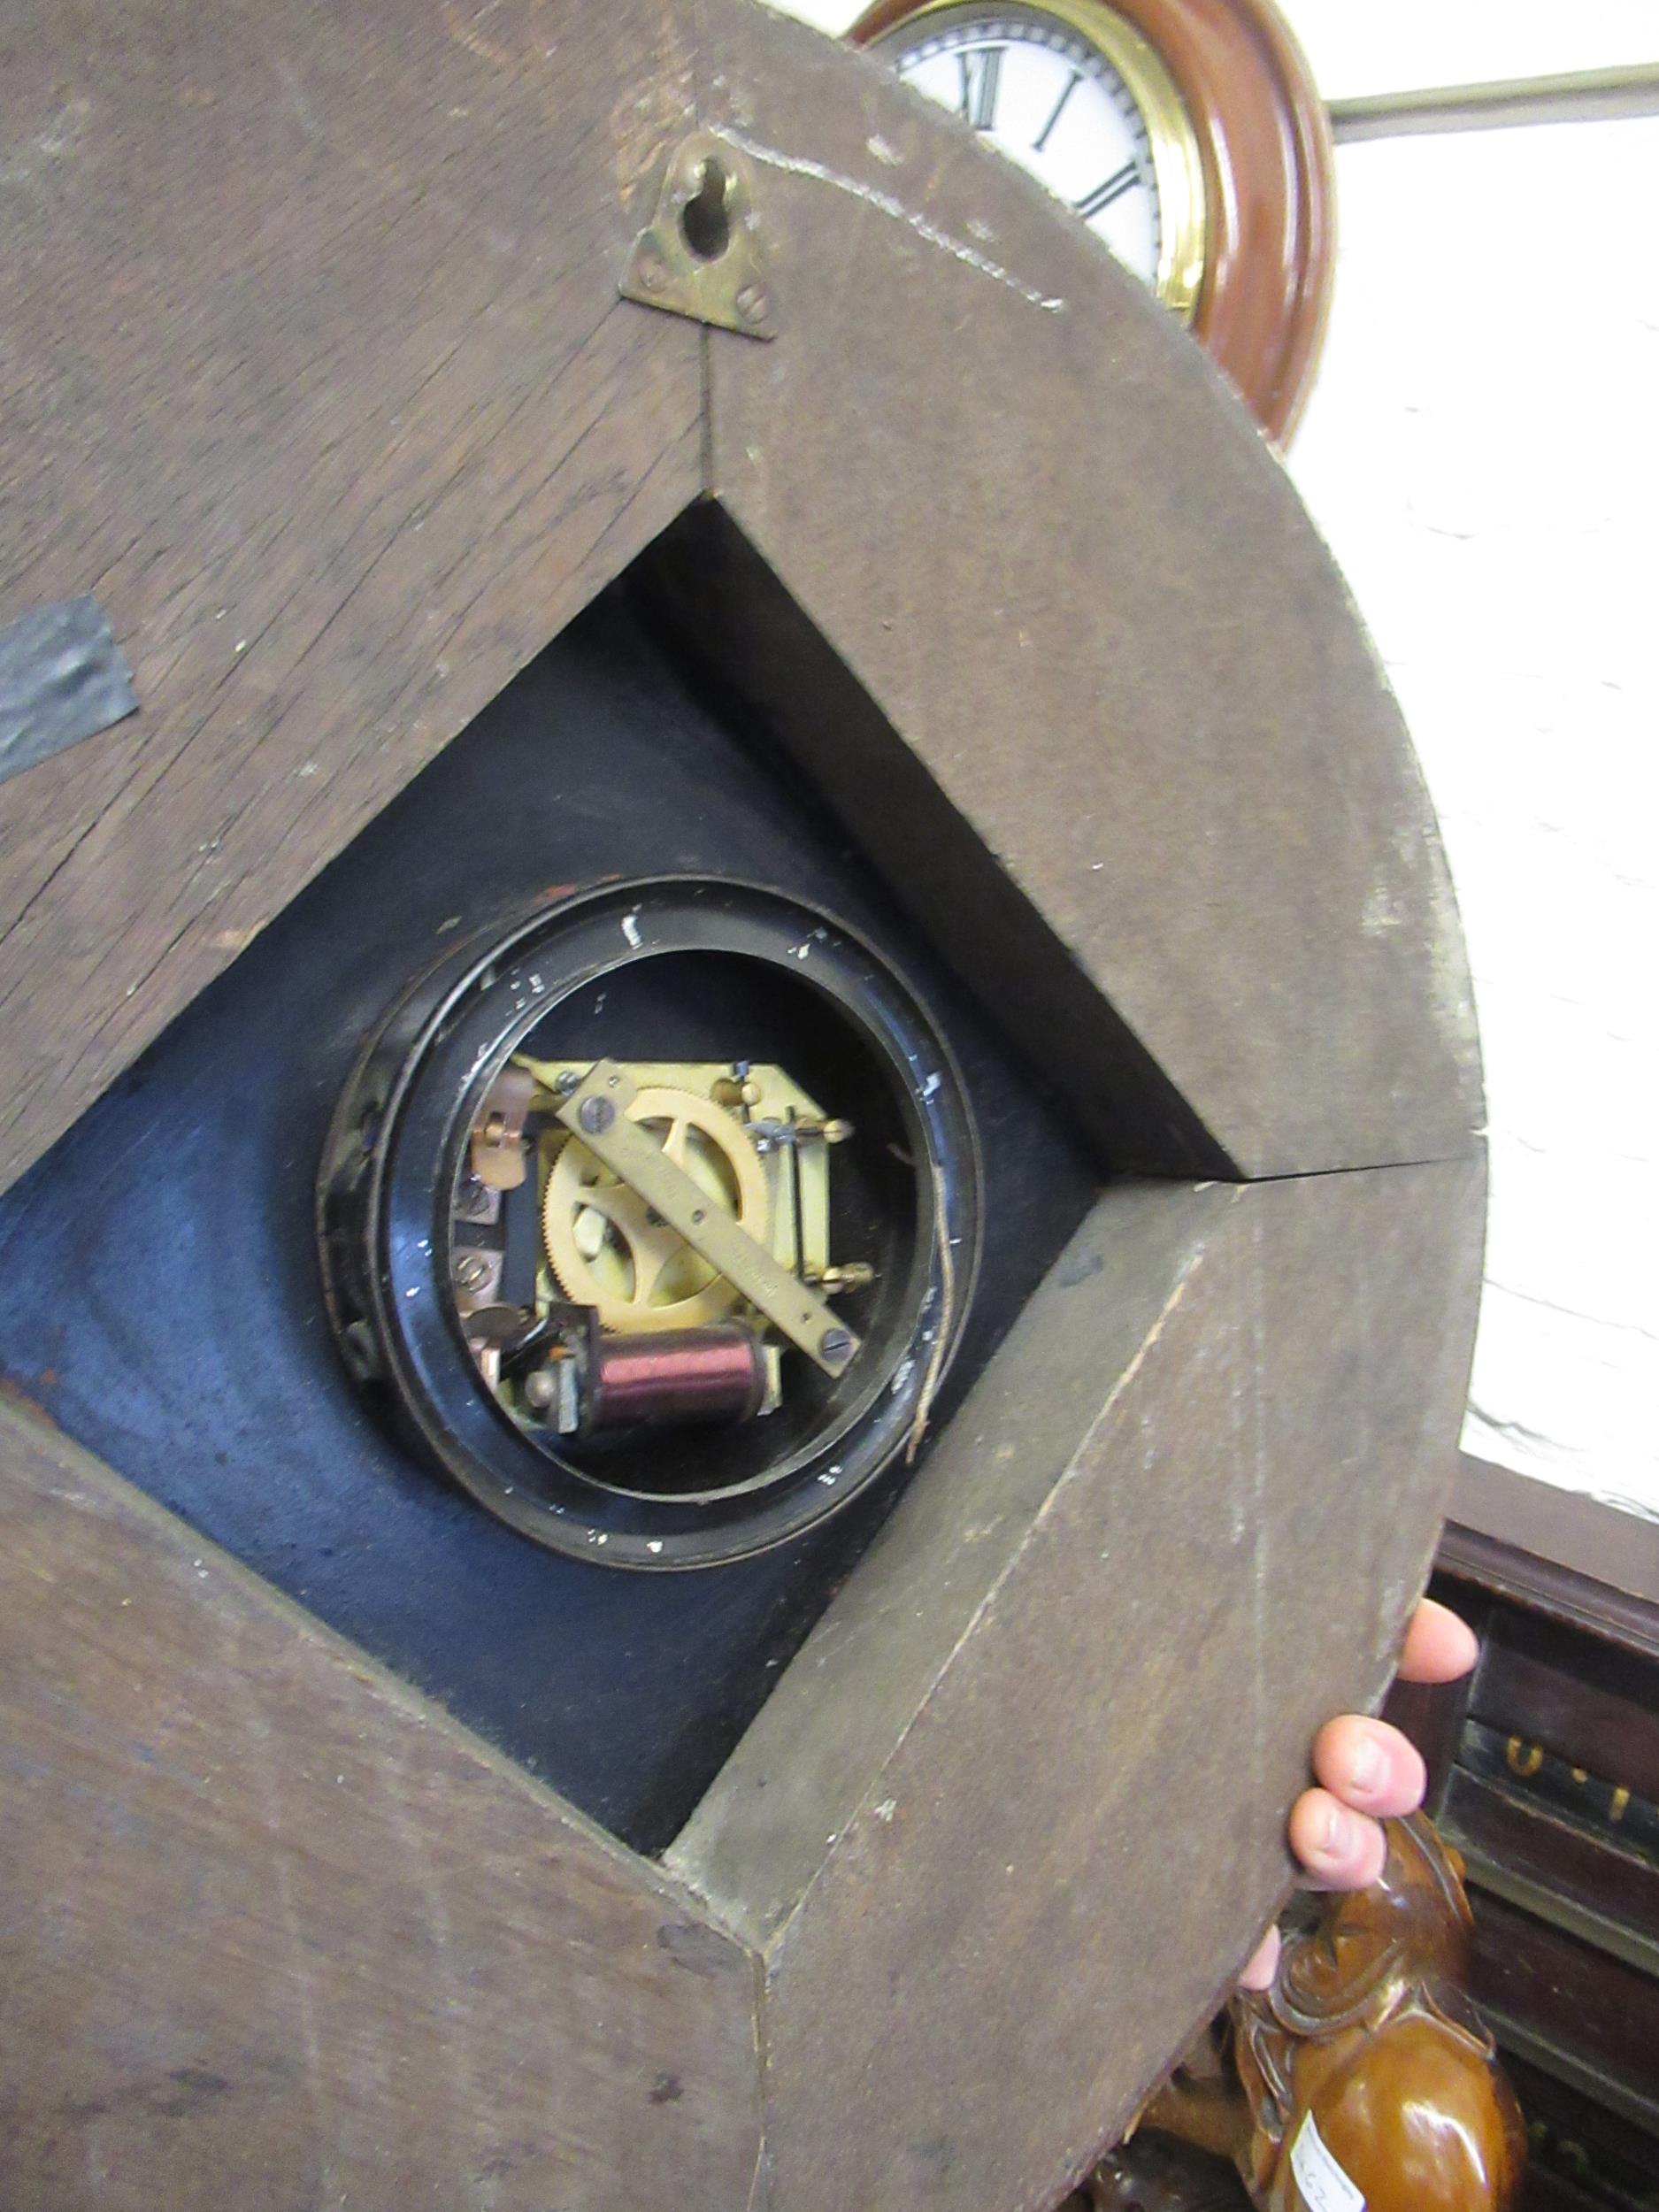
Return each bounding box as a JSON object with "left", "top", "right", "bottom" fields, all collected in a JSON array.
[{"left": 541, "top": 1083, "right": 772, "bottom": 1333}]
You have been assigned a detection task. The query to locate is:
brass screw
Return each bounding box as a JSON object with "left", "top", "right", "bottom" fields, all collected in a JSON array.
[{"left": 734, "top": 284, "right": 768, "bottom": 324}]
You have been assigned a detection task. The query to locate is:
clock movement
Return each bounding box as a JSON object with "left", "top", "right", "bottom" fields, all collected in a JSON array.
[
  {"left": 320, "top": 876, "right": 982, "bottom": 1568},
  {"left": 0, "top": 3, "right": 1481, "bottom": 2208},
  {"left": 850, "top": 0, "right": 1337, "bottom": 440}
]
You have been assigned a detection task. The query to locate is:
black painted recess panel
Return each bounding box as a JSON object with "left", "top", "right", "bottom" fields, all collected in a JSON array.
[{"left": 0, "top": 588, "right": 1101, "bottom": 1852}]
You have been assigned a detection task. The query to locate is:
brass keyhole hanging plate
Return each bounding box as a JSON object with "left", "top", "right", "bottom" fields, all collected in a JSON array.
[{"left": 619, "top": 129, "right": 778, "bottom": 339}]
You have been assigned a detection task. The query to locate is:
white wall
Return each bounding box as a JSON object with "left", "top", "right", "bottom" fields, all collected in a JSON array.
[
  {"left": 767, "top": 0, "right": 1659, "bottom": 1518},
  {"left": 1270, "top": 1, "right": 1659, "bottom": 98},
  {"left": 1291, "top": 116, "right": 1659, "bottom": 1517}
]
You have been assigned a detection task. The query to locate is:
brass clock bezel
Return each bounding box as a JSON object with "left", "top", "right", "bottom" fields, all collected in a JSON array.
[
  {"left": 852, "top": 0, "right": 1337, "bottom": 443},
  {"left": 864, "top": 0, "right": 1208, "bottom": 324}
]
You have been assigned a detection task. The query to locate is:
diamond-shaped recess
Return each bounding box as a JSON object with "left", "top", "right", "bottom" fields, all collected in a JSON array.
[
  {"left": 0, "top": 582, "right": 1104, "bottom": 1850},
  {"left": 0, "top": 4, "right": 1484, "bottom": 2210}
]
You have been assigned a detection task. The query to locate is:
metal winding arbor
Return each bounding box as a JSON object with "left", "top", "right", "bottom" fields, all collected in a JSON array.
[{"left": 0, "top": 4, "right": 1482, "bottom": 2208}]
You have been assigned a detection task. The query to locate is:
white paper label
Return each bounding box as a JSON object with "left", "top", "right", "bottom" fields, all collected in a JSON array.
[{"left": 1290, "top": 2112, "right": 1365, "bottom": 2212}]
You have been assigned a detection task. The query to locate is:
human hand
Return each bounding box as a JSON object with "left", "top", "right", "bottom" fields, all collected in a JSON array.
[{"left": 1238, "top": 1597, "right": 1479, "bottom": 1990}]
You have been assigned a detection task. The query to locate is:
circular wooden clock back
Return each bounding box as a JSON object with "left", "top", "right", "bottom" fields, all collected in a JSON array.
[
  {"left": 0, "top": 4, "right": 1477, "bottom": 2208},
  {"left": 851, "top": 0, "right": 1338, "bottom": 441}
]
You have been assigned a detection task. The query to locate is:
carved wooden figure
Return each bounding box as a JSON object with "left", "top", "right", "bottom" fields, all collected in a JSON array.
[{"left": 1122, "top": 1816, "right": 1527, "bottom": 2212}]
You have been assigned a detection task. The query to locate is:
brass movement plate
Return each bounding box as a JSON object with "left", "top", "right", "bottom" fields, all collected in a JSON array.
[{"left": 552, "top": 1060, "right": 859, "bottom": 1375}]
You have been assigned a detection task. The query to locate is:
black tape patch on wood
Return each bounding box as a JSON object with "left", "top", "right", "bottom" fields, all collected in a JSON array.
[{"left": 0, "top": 597, "right": 137, "bottom": 786}]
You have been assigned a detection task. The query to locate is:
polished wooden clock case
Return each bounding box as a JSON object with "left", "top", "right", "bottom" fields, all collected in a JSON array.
[{"left": 851, "top": 0, "right": 1338, "bottom": 440}]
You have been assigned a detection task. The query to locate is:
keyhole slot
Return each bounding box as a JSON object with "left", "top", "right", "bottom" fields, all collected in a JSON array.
[{"left": 680, "top": 158, "right": 732, "bottom": 261}]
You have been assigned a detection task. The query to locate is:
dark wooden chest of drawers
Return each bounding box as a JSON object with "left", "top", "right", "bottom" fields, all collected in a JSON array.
[{"left": 1387, "top": 1497, "right": 1659, "bottom": 2210}]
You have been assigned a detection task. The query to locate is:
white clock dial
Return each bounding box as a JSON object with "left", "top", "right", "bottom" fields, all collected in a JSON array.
[{"left": 893, "top": 13, "right": 1161, "bottom": 285}]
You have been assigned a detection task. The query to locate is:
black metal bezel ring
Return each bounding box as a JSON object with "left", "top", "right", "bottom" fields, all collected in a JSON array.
[{"left": 318, "top": 877, "right": 983, "bottom": 1571}]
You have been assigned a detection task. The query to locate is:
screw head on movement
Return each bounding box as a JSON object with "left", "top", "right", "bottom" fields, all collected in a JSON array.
[{"left": 579, "top": 1095, "right": 617, "bottom": 1135}]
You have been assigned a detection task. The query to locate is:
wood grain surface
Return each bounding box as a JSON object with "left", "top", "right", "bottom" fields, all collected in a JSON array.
[
  {"left": 0, "top": 5, "right": 1487, "bottom": 2207},
  {"left": 693, "top": 1, "right": 1479, "bottom": 1182},
  {"left": 0, "top": 0, "right": 704, "bottom": 1194},
  {"left": 672, "top": 1160, "right": 1484, "bottom": 2209},
  {"left": 0, "top": 1400, "right": 762, "bottom": 2212}
]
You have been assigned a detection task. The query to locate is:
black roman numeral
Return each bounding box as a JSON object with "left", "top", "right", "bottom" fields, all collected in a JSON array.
[
  {"left": 956, "top": 45, "right": 1003, "bottom": 130},
  {"left": 1033, "top": 68, "right": 1082, "bottom": 153},
  {"left": 1074, "top": 163, "right": 1141, "bottom": 219}
]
